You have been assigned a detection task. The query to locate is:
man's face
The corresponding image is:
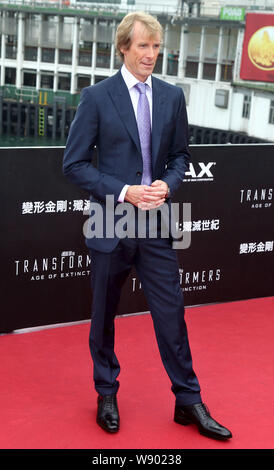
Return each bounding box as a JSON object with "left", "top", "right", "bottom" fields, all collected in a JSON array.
[{"left": 121, "top": 21, "right": 161, "bottom": 82}]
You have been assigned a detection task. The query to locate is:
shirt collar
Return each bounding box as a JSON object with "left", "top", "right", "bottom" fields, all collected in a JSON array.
[{"left": 121, "top": 64, "right": 152, "bottom": 91}]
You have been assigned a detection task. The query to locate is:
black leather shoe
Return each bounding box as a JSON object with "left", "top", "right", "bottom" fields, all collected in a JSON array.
[
  {"left": 174, "top": 402, "right": 232, "bottom": 440},
  {"left": 96, "top": 394, "right": 120, "bottom": 433}
]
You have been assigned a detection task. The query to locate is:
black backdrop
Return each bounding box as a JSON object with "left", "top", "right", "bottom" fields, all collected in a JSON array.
[{"left": 1, "top": 145, "right": 273, "bottom": 332}]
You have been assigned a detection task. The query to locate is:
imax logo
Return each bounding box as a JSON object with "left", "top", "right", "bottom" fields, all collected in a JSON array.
[{"left": 183, "top": 162, "right": 216, "bottom": 182}]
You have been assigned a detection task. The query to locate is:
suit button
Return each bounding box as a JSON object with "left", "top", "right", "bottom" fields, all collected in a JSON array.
[{"left": 136, "top": 171, "right": 142, "bottom": 176}]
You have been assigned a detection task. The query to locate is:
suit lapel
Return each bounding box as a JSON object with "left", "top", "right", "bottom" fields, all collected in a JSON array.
[
  {"left": 107, "top": 70, "right": 141, "bottom": 154},
  {"left": 107, "top": 71, "right": 166, "bottom": 172},
  {"left": 151, "top": 77, "right": 166, "bottom": 168}
]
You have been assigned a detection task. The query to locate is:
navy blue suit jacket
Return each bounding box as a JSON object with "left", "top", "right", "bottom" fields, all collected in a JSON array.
[{"left": 63, "top": 69, "right": 190, "bottom": 252}]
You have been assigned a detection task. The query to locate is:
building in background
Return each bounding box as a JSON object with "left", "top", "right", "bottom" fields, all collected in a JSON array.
[{"left": 0, "top": 0, "right": 273, "bottom": 143}]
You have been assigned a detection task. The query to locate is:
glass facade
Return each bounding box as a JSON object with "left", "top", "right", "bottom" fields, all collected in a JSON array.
[{"left": 0, "top": 10, "right": 240, "bottom": 93}]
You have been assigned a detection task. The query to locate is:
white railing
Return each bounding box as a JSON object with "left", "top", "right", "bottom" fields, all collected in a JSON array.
[
  {"left": 0, "top": 0, "right": 217, "bottom": 18},
  {"left": 0, "top": 0, "right": 273, "bottom": 18},
  {"left": 15, "top": 86, "right": 39, "bottom": 102}
]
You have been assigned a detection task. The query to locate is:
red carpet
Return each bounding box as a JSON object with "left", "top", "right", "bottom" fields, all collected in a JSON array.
[{"left": 0, "top": 297, "right": 273, "bottom": 450}]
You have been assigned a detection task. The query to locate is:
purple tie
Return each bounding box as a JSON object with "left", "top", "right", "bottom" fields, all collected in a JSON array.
[{"left": 135, "top": 82, "right": 152, "bottom": 186}]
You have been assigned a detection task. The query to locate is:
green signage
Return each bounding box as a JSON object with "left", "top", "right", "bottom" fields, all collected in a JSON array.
[{"left": 220, "top": 6, "right": 245, "bottom": 21}]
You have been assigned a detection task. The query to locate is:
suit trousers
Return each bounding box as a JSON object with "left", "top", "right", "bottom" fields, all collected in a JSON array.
[{"left": 88, "top": 222, "right": 202, "bottom": 406}]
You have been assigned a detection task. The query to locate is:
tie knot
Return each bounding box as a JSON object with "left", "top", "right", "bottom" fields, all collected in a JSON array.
[{"left": 135, "top": 82, "right": 147, "bottom": 94}]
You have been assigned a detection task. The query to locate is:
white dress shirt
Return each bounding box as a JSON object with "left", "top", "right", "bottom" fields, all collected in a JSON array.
[
  {"left": 121, "top": 63, "right": 152, "bottom": 125},
  {"left": 118, "top": 64, "right": 153, "bottom": 202}
]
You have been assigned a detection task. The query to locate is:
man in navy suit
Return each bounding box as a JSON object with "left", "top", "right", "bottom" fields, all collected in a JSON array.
[{"left": 63, "top": 12, "right": 232, "bottom": 440}]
